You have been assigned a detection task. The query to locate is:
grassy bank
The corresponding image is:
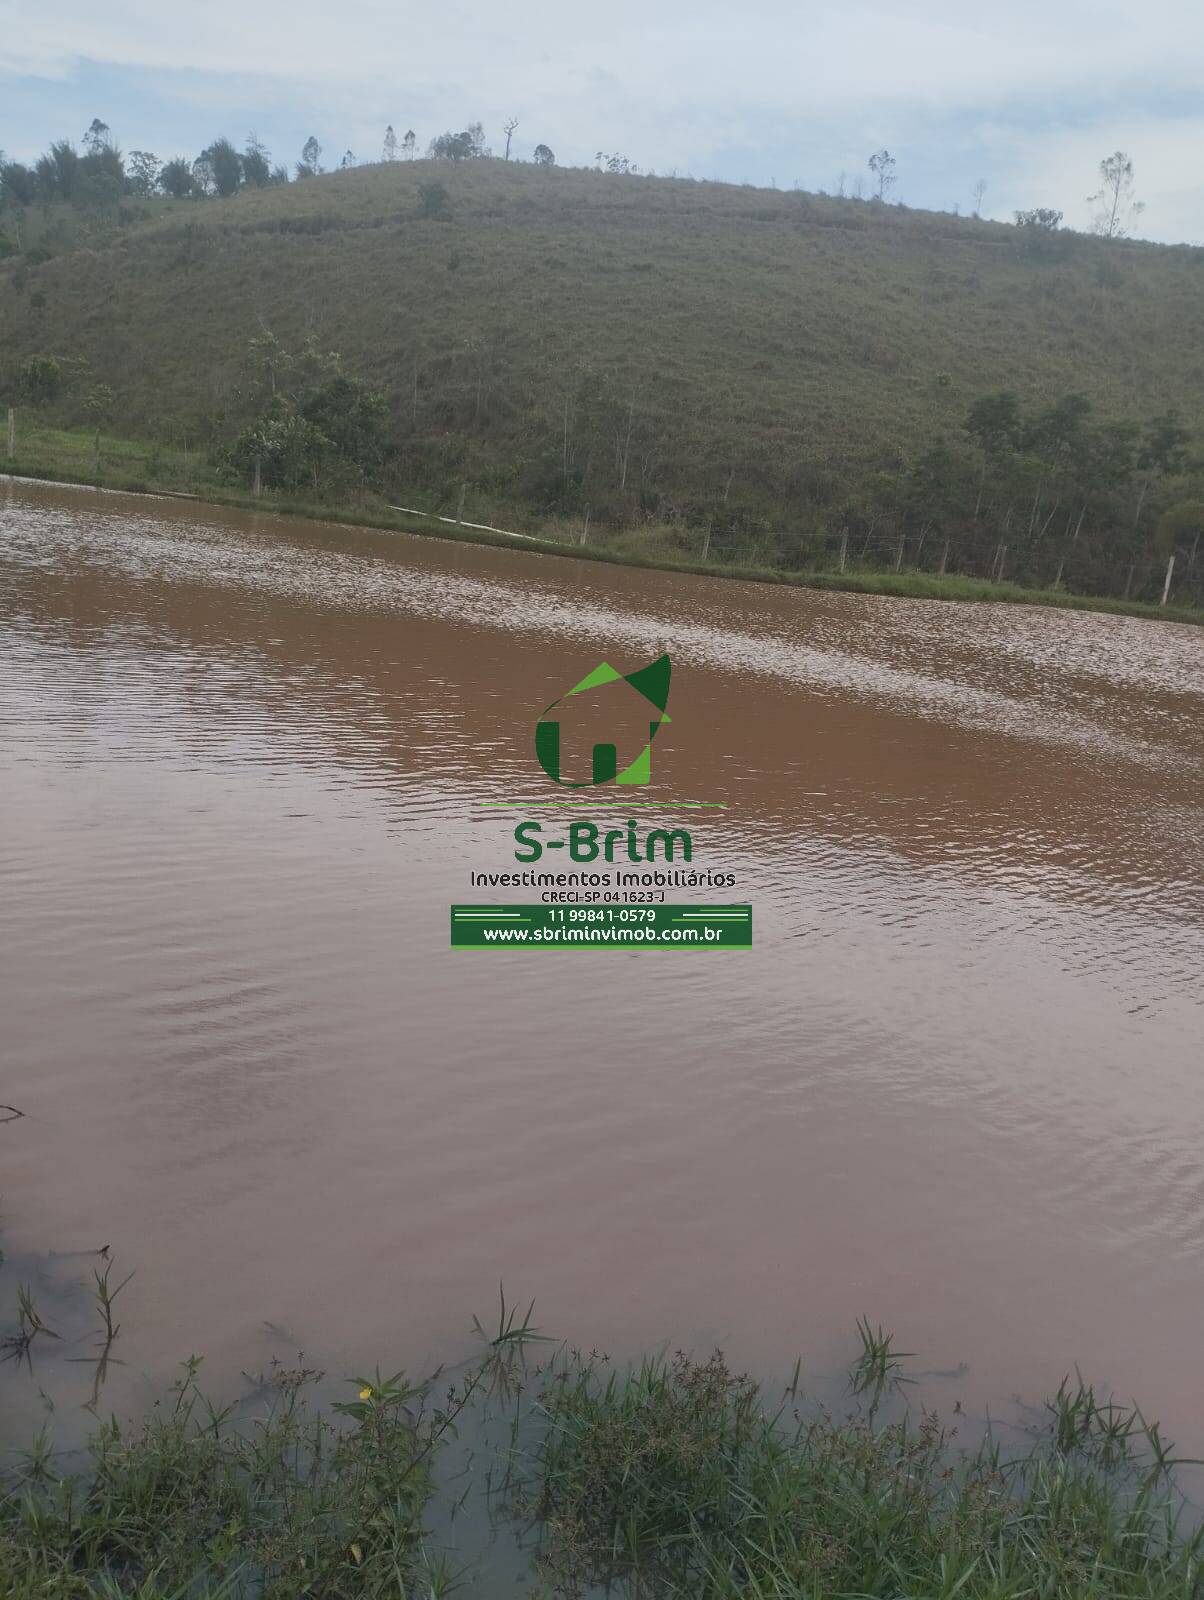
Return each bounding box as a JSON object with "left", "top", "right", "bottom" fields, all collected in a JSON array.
[
  {"left": 3, "top": 1321, "right": 1202, "bottom": 1597},
  {"left": 5, "top": 427, "right": 1201, "bottom": 625}
]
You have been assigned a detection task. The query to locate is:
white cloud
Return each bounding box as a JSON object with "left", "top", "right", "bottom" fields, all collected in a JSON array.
[
  {"left": 2, "top": 0, "right": 1201, "bottom": 238},
  {"left": 975, "top": 114, "right": 1204, "bottom": 243}
]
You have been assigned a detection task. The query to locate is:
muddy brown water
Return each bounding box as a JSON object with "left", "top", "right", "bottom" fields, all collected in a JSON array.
[{"left": 1, "top": 477, "right": 1202, "bottom": 1442}]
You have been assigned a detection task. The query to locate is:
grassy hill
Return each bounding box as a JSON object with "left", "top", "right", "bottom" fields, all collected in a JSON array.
[{"left": 3, "top": 158, "right": 1203, "bottom": 602}]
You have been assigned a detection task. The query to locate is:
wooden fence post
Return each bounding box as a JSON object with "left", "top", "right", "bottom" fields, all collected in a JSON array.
[
  {"left": 253, "top": 458, "right": 262, "bottom": 498},
  {"left": 457, "top": 482, "right": 467, "bottom": 524},
  {"left": 838, "top": 528, "right": 848, "bottom": 573},
  {"left": 6, "top": 407, "right": 14, "bottom": 459}
]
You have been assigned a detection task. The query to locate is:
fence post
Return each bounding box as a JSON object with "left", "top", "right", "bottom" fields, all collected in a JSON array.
[
  {"left": 253, "top": 457, "right": 262, "bottom": 498},
  {"left": 894, "top": 533, "right": 904, "bottom": 572},
  {"left": 6, "top": 407, "right": 14, "bottom": 460},
  {"left": 1160, "top": 552, "right": 1175, "bottom": 607},
  {"left": 580, "top": 505, "right": 591, "bottom": 547},
  {"left": 457, "top": 482, "right": 467, "bottom": 524},
  {"left": 838, "top": 528, "right": 848, "bottom": 573}
]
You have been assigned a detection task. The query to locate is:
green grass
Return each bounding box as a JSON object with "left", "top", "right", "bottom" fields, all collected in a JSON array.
[
  {"left": 0, "top": 1356, "right": 461, "bottom": 1598},
  {"left": 526, "top": 1347, "right": 1204, "bottom": 1598},
  {"left": 6, "top": 1331, "right": 1202, "bottom": 1598},
  {"left": 5, "top": 426, "right": 1201, "bottom": 624},
  {"left": 6, "top": 160, "right": 1203, "bottom": 496}
]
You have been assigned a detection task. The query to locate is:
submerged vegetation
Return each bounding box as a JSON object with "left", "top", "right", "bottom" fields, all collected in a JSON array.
[{"left": 2, "top": 1267, "right": 1203, "bottom": 1597}]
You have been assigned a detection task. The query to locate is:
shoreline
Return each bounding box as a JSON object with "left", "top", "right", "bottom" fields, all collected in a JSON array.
[{"left": 5, "top": 456, "right": 1202, "bottom": 627}]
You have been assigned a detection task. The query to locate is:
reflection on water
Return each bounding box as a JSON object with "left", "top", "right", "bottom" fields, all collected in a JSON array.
[{"left": 1, "top": 477, "right": 1202, "bottom": 1447}]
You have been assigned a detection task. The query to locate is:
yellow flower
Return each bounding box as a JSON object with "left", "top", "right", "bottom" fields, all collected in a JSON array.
[{"left": 359, "top": 1386, "right": 373, "bottom": 1400}]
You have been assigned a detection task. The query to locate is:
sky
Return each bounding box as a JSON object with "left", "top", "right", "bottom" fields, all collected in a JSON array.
[{"left": 2, "top": 0, "right": 1203, "bottom": 243}]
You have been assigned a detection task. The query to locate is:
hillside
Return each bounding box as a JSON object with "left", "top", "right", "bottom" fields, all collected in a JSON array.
[{"left": 3, "top": 158, "right": 1203, "bottom": 601}]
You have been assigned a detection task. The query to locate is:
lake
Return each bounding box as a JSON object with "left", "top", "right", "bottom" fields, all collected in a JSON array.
[{"left": 1, "top": 476, "right": 1202, "bottom": 1445}]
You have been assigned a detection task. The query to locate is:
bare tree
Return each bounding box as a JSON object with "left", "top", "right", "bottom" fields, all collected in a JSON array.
[
  {"left": 1088, "top": 151, "right": 1144, "bottom": 239},
  {"left": 383, "top": 125, "right": 398, "bottom": 162},
  {"left": 868, "top": 149, "right": 897, "bottom": 200},
  {"left": 503, "top": 117, "right": 519, "bottom": 160},
  {"left": 972, "top": 177, "right": 987, "bottom": 215},
  {"left": 402, "top": 129, "right": 416, "bottom": 160}
]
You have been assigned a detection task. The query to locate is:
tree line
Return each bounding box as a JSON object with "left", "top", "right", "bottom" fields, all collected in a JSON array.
[
  {"left": 10, "top": 333, "right": 1201, "bottom": 603},
  {"left": 2, "top": 114, "right": 1146, "bottom": 243},
  {"left": 0, "top": 117, "right": 563, "bottom": 208}
]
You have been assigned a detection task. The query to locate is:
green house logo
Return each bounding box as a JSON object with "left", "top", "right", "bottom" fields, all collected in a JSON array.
[{"left": 535, "top": 654, "right": 672, "bottom": 787}]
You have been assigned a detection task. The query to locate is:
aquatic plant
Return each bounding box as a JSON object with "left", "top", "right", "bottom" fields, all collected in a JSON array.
[{"left": 523, "top": 1343, "right": 1204, "bottom": 1598}]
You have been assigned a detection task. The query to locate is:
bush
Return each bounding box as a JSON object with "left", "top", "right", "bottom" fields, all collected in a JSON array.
[{"left": 418, "top": 182, "right": 450, "bottom": 218}]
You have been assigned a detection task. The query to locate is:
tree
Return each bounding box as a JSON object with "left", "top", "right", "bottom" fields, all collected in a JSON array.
[
  {"left": 1014, "top": 207, "right": 1062, "bottom": 231},
  {"left": 1156, "top": 501, "right": 1204, "bottom": 563},
  {"left": 971, "top": 177, "right": 987, "bottom": 215},
  {"left": 340, "top": 150, "right": 356, "bottom": 170},
  {"left": 297, "top": 136, "right": 322, "bottom": 178},
  {"left": 402, "top": 130, "right": 416, "bottom": 160},
  {"left": 242, "top": 134, "right": 271, "bottom": 187},
  {"left": 159, "top": 157, "right": 195, "bottom": 199},
  {"left": 200, "top": 138, "right": 243, "bottom": 197},
  {"left": 383, "top": 125, "right": 398, "bottom": 162},
  {"left": 227, "top": 398, "right": 329, "bottom": 490},
  {"left": 503, "top": 117, "right": 519, "bottom": 160},
  {"left": 127, "top": 150, "right": 160, "bottom": 197},
  {"left": 430, "top": 124, "right": 488, "bottom": 162},
  {"left": 1013, "top": 207, "right": 1064, "bottom": 259},
  {"left": 417, "top": 181, "right": 449, "bottom": 217},
  {"left": 300, "top": 375, "right": 389, "bottom": 473},
  {"left": 429, "top": 130, "right": 476, "bottom": 161},
  {"left": 964, "top": 392, "right": 1022, "bottom": 461},
  {"left": 82, "top": 118, "right": 111, "bottom": 154},
  {"left": 0, "top": 160, "right": 36, "bottom": 205},
  {"left": 1088, "top": 151, "right": 1144, "bottom": 239},
  {"left": 596, "top": 152, "right": 637, "bottom": 174},
  {"left": 18, "top": 355, "right": 63, "bottom": 406},
  {"left": 533, "top": 144, "right": 555, "bottom": 167},
  {"left": 83, "top": 383, "right": 115, "bottom": 424},
  {"left": 868, "top": 149, "right": 896, "bottom": 200},
  {"left": 37, "top": 141, "right": 81, "bottom": 200},
  {"left": 79, "top": 141, "right": 126, "bottom": 207},
  {"left": 1140, "top": 410, "right": 1189, "bottom": 478}
]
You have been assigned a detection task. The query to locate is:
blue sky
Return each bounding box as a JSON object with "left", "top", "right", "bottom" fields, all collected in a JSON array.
[{"left": 2, "top": 0, "right": 1202, "bottom": 242}]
